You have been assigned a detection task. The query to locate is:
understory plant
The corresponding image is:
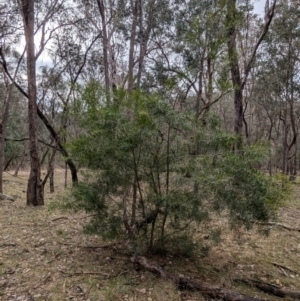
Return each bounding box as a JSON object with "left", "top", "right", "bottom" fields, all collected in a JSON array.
[{"left": 67, "top": 84, "right": 287, "bottom": 255}]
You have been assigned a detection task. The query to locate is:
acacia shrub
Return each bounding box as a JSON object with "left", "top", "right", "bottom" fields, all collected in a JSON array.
[{"left": 67, "top": 85, "right": 286, "bottom": 254}]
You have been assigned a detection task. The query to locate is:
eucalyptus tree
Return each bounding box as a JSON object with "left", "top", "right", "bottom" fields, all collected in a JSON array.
[
  {"left": 168, "top": 0, "right": 229, "bottom": 121},
  {"left": 225, "top": 0, "right": 277, "bottom": 148},
  {"left": 252, "top": 0, "right": 300, "bottom": 175},
  {"left": 0, "top": 0, "right": 81, "bottom": 204},
  {"left": 0, "top": 1, "right": 24, "bottom": 193},
  {"left": 0, "top": 71, "right": 11, "bottom": 193}
]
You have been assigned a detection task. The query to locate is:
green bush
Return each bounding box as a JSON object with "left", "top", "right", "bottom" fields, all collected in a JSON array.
[{"left": 66, "top": 84, "right": 287, "bottom": 255}]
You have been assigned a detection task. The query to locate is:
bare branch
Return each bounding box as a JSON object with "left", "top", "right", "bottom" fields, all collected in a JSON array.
[{"left": 241, "top": 0, "right": 277, "bottom": 90}]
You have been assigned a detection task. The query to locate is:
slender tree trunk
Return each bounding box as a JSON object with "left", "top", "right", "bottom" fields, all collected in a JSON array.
[
  {"left": 0, "top": 124, "right": 4, "bottom": 193},
  {"left": 49, "top": 170, "right": 54, "bottom": 192},
  {"left": 65, "top": 162, "right": 68, "bottom": 188},
  {"left": 0, "top": 72, "right": 11, "bottom": 193},
  {"left": 282, "top": 118, "right": 288, "bottom": 175},
  {"left": 136, "top": 0, "right": 156, "bottom": 89},
  {"left": 226, "top": 0, "right": 277, "bottom": 149},
  {"left": 128, "top": 0, "right": 139, "bottom": 92},
  {"left": 42, "top": 146, "right": 56, "bottom": 192},
  {"left": 226, "top": 0, "right": 243, "bottom": 145},
  {"left": 21, "top": 0, "right": 44, "bottom": 206},
  {"left": 48, "top": 149, "right": 55, "bottom": 193},
  {"left": 96, "top": 0, "right": 110, "bottom": 99},
  {"left": 14, "top": 143, "right": 27, "bottom": 177}
]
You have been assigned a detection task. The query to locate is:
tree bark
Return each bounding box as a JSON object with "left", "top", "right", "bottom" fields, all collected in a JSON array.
[
  {"left": 0, "top": 71, "right": 12, "bottom": 193},
  {"left": 226, "top": 0, "right": 244, "bottom": 145},
  {"left": 96, "top": 0, "right": 110, "bottom": 99},
  {"left": 128, "top": 0, "right": 139, "bottom": 92},
  {"left": 226, "top": 0, "right": 277, "bottom": 147},
  {"left": 21, "top": 0, "right": 44, "bottom": 206},
  {"left": 14, "top": 142, "right": 27, "bottom": 177},
  {"left": 42, "top": 146, "right": 56, "bottom": 192},
  {"left": 0, "top": 124, "right": 5, "bottom": 193}
]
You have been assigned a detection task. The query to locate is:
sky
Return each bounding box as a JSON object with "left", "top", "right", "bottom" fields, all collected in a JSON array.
[
  {"left": 253, "top": 0, "right": 266, "bottom": 15},
  {"left": 22, "top": 0, "right": 269, "bottom": 71}
]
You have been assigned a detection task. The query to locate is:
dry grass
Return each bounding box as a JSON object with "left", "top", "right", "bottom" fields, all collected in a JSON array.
[{"left": 0, "top": 169, "right": 300, "bottom": 301}]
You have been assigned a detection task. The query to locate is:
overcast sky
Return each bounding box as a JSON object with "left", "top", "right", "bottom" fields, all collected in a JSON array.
[
  {"left": 253, "top": 0, "right": 265, "bottom": 15},
  {"left": 32, "top": 0, "right": 268, "bottom": 70}
]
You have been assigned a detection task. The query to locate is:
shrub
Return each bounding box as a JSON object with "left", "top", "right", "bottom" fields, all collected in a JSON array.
[{"left": 67, "top": 84, "right": 287, "bottom": 255}]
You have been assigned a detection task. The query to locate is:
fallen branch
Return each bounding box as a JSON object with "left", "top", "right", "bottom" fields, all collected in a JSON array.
[
  {"left": 258, "top": 221, "right": 300, "bottom": 232},
  {"left": 51, "top": 216, "right": 69, "bottom": 222},
  {"left": 0, "top": 243, "right": 17, "bottom": 247},
  {"left": 270, "top": 262, "right": 297, "bottom": 274},
  {"left": 132, "top": 256, "right": 263, "bottom": 301},
  {"left": 0, "top": 280, "right": 8, "bottom": 288},
  {"left": 234, "top": 278, "right": 300, "bottom": 299},
  {"left": 57, "top": 241, "right": 118, "bottom": 250},
  {"left": 0, "top": 194, "right": 15, "bottom": 202},
  {"left": 58, "top": 268, "right": 109, "bottom": 278}
]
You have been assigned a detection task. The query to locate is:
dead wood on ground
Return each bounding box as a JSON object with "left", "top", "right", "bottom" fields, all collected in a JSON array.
[
  {"left": 258, "top": 221, "right": 300, "bottom": 232},
  {"left": 58, "top": 268, "right": 110, "bottom": 278},
  {"left": 270, "top": 262, "right": 298, "bottom": 274},
  {"left": 234, "top": 278, "right": 300, "bottom": 299},
  {"left": 131, "top": 255, "right": 263, "bottom": 301},
  {"left": 0, "top": 193, "right": 15, "bottom": 201}
]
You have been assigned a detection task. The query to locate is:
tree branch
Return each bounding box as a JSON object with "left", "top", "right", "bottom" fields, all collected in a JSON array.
[{"left": 241, "top": 0, "right": 277, "bottom": 90}]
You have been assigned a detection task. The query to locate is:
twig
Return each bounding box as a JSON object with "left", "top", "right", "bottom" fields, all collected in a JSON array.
[
  {"left": 51, "top": 216, "right": 69, "bottom": 222},
  {"left": 278, "top": 267, "right": 289, "bottom": 277},
  {"left": 58, "top": 268, "right": 109, "bottom": 277},
  {"left": 57, "top": 241, "right": 118, "bottom": 250},
  {"left": 0, "top": 194, "right": 15, "bottom": 202},
  {"left": 0, "top": 243, "right": 17, "bottom": 247},
  {"left": 270, "top": 262, "right": 298, "bottom": 274},
  {"left": 0, "top": 280, "right": 8, "bottom": 288}
]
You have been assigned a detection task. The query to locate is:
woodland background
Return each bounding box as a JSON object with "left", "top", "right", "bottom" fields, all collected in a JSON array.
[{"left": 1, "top": 0, "right": 300, "bottom": 299}]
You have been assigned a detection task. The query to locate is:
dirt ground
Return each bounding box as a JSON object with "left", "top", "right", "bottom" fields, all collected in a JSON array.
[{"left": 1, "top": 169, "right": 300, "bottom": 301}]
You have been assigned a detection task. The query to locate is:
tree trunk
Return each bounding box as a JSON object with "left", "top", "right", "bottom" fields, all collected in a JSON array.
[
  {"left": 0, "top": 71, "right": 12, "bottom": 193},
  {"left": 36, "top": 108, "right": 78, "bottom": 183},
  {"left": 21, "top": 0, "right": 44, "bottom": 206},
  {"left": 42, "top": 146, "right": 56, "bottom": 192},
  {"left": 49, "top": 170, "right": 54, "bottom": 193},
  {"left": 96, "top": 0, "right": 110, "bottom": 99},
  {"left": 0, "top": 124, "right": 4, "bottom": 193},
  {"left": 14, "top": 142, "right": 27, "bottom": 177},
  {"left": 128, "top": 0, "right": 139, "bottom": 92},
  {"left": 65, "top": 162, "right": 68, "bottom": 188},
  {"left": 282, "top": 117, "right": 288, "bottom": 175},
  {"left": 226, "top": 0, "right": 243, "bottom": 147}
]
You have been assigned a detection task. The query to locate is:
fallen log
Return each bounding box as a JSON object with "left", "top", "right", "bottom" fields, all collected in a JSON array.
[
  {"left": 131, "top": 256, "right": 263, "bottom": 301},
  {"left": 257, "top": 221, "right": 300, "bottom": 232},
  {"left": 0, "top": 193, "right": 15, "bottom": 202},
  {"left": 234, "top": 278, "right": 300, "bottom": 299}
]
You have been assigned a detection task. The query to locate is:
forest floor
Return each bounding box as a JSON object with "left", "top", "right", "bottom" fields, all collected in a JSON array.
[{"left": 1, "top": 169, "right": 300, "bottom": 301}]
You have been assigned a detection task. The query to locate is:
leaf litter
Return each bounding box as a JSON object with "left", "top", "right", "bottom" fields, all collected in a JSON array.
[{"left": 0, "top": 170, "right": 300, "bottom": 300}]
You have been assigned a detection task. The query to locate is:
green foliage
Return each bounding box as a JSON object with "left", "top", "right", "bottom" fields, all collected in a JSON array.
[{"left": 67, "top": 83, "right": 286, "bottom": 255}]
